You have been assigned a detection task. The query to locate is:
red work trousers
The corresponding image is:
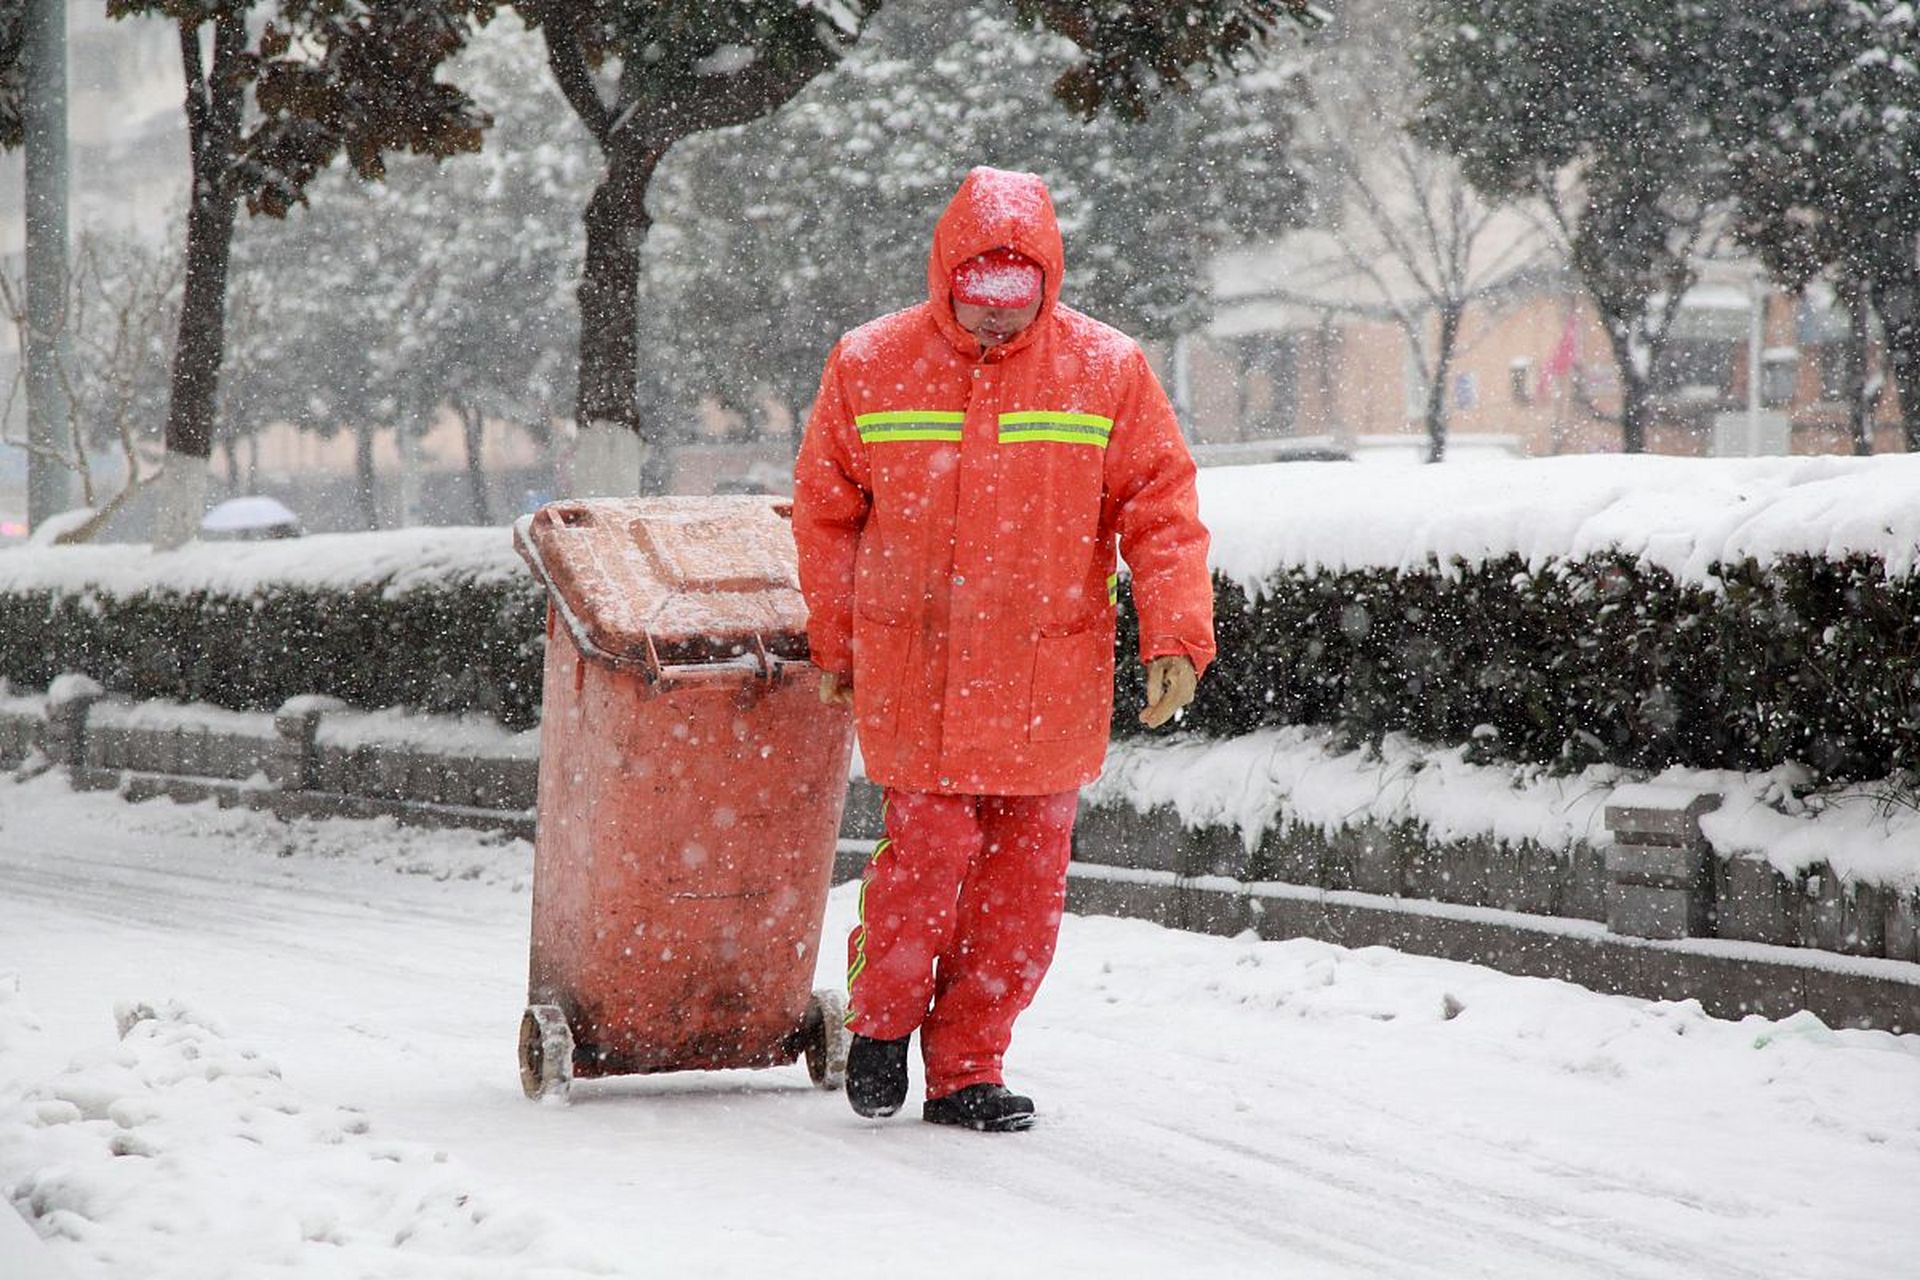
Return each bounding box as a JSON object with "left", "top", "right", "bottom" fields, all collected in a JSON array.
[{"left": 845, "top": 787, "right": 1078, "bottom": 1100}]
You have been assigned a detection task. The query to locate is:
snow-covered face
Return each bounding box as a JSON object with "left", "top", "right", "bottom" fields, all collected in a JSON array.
[{"left": 951, "top": 296, "right": 1043, "bottom": 349}]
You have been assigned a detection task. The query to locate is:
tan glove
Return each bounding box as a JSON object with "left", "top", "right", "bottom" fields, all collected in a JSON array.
[
  {"left": 1139, "top": 655, "right": 1196, "bottom": 728},
  {"left": 819, "top": 671, "right": 855, "bottom": 708}
]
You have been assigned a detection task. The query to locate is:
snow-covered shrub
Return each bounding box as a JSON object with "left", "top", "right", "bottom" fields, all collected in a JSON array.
[
  {"left": 0, "top": 532, "right": 545, "bottom": 729},
  {"left": 1117, "top": 551, "right": 1920, "bottom": 789}
]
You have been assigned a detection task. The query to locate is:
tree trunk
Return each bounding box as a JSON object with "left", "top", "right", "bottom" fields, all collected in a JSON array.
[
  {"left": 1870, "top": 270, "right": 1920, "bottom": 453},
  {"left": 574, "top": 146, "right": 664, "bottom": 490},
  {"left": 1422, "top": 303, "right": 1464, "bottom": 463},
  {"left": 533, "top": 11, "right": 849, "bottom": 495},
  {"left": 163, "top": 16, "right": 245, "bottom": 467},
  {"left": 1619, "top": 374, "right": 1651, "bottom": 454},
  {"left": 169, "top": 164, "right": 238, "bottom": 466},
  {"left": 354, "top": 424, "right": 379, "bottom": 530},
  {"left": 1840, "top": 276, "right": 1874, "bottom": 456},
  {"left": 458, "top": 400, "right": 491, "bottom": 524},
  {"left": 154, "top": 15, "right": 247, "bottom": 549},
  {"left": 1598, "top": 320, "right": 1651, "bottom": 454}
]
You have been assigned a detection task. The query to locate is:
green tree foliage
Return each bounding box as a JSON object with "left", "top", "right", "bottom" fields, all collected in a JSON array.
[
  {"left": 1013, "top": 0, "right": 1328, "bottom": 118},
  {"left": 508, "top": 0, "right": 882, "bottom": 487},
  {"left": 637, "top": 1, "right": 1311, "bottom": 430},
  {"left": 1412, "top": 0, "right": 1731, "bottom": 453},
  {"left": 505, "top": 0, "right": 1327, "bottom": 488},
  {"left": 223, "top": 16, "right": 588, "bottom": 526},
  {"left": 1713, "top": 1, "right": 1920, "bottom": 452},
  {"left": 104, "top": 0, "right": 493, "bottom": 515},
  {"left": 0, "top": 0, "right": 22, "bottom": 149}
]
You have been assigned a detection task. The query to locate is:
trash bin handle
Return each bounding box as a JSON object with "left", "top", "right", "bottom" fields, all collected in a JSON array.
[{"left": 647, "top": 633, "right": 784, "bottom": 687}]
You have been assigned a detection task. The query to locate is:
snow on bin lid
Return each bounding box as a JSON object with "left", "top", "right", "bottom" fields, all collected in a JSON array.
[{"left": 515, "top": 496, "right": 809, "bottom": 675}]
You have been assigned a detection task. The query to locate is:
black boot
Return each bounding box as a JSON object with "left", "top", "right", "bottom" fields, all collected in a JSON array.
[
  {"left": 922, "top": 1084, "right": 1036, "bottom": 1132},
  {"left": 846, "top": 1034, "right": 911, "bottom": 1118}
]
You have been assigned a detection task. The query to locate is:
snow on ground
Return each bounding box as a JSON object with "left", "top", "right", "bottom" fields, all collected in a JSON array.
[{"left": 3, "top": 773, "right": 1920, "bottom": 1279}]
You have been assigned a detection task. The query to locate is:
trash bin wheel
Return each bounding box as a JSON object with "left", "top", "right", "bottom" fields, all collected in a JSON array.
[
  {"left": 518, "top": 1004, "right": 574, "bottom": 1102},
  {"left": 802, "top": 988, "right": 851, "bottom": 1091}
]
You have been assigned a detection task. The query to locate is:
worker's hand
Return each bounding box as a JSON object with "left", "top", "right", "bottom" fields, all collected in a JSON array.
[
  {"left": 1139, "top": 655, "right": 1196, "bottom": 729},
  {"left": 819, "top": 671, "right": 855, "bottom": 708}
]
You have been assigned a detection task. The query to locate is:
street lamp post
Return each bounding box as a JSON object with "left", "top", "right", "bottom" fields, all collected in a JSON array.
[
  {"left": 1746, "top": 266, "right": 1764, "bottom": 454},
  {"left": 22, "top": 0, "right": 74, "bottom": 532}
]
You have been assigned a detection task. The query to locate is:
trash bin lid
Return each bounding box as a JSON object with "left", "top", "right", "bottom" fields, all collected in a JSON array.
[{"left": 514, "top": 496, "right": 810, "bottom": 676}]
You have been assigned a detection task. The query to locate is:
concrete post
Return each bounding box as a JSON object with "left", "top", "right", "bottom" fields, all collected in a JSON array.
[
  {"left": 1603, "top": 786, "right": 1722, "bottom": 940},
  {"left": 270, "top": 696, "right": 345, "bottom": 791},
  {"left": 43, "top": 672, "right": 102, "bottom": 773}
]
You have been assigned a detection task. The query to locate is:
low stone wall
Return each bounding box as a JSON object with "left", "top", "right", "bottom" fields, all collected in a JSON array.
[
  {"left": 1063, "top": 794, "right": 1920, "bottom": 966},
  {"left": 0, "top": 695, "right": 40, "bottom": 769},
  {"left": 11, "top": 688, "right": 537, "bottom": 838},
  {"left": 1057, "top": 788, "right": 1920, "bottom": 1032}
]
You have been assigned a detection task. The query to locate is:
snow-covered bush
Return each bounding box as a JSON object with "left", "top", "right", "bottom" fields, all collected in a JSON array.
[
  {"left": 0, "top": 531, "right": 544, "bottom": 729},
  {"left": 1118, "top": 551, "right": 1919, "bottom": 787},
  {"left": 1119, "top": 456, "right": 1920, "bottom": 791}
]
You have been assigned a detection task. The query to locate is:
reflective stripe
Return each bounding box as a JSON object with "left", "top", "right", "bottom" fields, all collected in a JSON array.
[
  {"left": 1000, "top": 410, "right": 1114, "bottom": 429},
  {"left": 997, "top": 411, "right": 1113, "bottom": 448},
  {"left": 844, "top": 813, "right": 892, "bottom": 1025},
  {"left": 856, "top": 410, "right": 965, "bottom": 444},
  {"left": 1106, "top": 573, "right": 1119, "bottom": 606}
]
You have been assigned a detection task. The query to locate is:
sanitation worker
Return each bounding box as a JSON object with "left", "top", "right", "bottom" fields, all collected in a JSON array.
[{"left": 792, "top": 166, "right": 1215, "bottom": 1133}]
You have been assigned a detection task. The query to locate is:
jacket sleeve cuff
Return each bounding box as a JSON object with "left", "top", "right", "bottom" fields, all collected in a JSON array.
[
  {"left": 808, "top": 630, "right": 853, "bottom": 680},
  {"left": 1141, "top": 637, "right": 1214, "bottom": 679}
]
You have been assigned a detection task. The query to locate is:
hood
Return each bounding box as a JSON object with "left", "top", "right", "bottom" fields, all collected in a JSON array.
[{"left": 926, "top": 166, "right": 1065, "bottom": 358}]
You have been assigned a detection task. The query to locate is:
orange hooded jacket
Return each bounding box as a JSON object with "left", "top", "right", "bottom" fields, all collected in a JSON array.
[{"left": 792, "top": 166, "right": 1215, "bottom": 796}]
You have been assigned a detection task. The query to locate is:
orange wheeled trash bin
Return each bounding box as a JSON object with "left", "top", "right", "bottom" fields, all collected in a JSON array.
[{"left": 511, "top": 495, "right": 855, "bottom": 1102}]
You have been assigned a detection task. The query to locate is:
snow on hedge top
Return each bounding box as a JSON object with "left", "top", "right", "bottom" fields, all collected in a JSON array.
[
  {"left": 10, "top": 454, "right": 1918, "bottom": 602},
  {"left": 0, "top": 527, "right": 527, "bottom": 599},
  {"left": 1200, "top": 454, "right": 1920, "bottom": 591}
]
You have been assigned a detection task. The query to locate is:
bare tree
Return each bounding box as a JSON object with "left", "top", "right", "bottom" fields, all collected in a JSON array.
[
  {"left": 0, "top": 233, "right": 181, "bottom": 541},
  {"left": 1273, "top": 0, "right": 1553, "bottom": 461}
]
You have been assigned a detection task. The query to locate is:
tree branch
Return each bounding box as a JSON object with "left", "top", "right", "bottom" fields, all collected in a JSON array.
[{"left": 536, "top": 14, "right": 613, "bottom": 144}]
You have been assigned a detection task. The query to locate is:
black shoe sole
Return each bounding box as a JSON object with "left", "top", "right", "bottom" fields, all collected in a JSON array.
[
  {"left": 923, "top": 1110, "right": 1036, "bottom": 1133},
  {"left": 921, "top": 1092, "right": 1038, "bottom": 1132}
]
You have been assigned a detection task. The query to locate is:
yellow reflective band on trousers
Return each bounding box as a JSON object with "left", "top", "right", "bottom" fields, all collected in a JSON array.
[
  {"left": 1107, "top": 572, "right": 1119, "bottom": 606},
  {"left": 844, "top": 816, "right": 892, "bottom": 1026},
  {"left": 997, "top": 410, "right": 1114, "bottom": 448},
  {"left": 856, "top": 410, "right": 965, "bottom": 444}
]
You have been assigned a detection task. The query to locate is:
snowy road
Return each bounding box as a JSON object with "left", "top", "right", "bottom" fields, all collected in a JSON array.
[{"left": 3, "top": 774, "right": 1917, "bottom": 1279}]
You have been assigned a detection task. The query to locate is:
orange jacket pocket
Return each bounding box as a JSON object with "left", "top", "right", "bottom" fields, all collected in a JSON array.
[
  {"left": 852, "top": 614, "right": 913, "bottom": 740},
  {"left": 1028, "top": 625, "right": 1115, "bottom": 743}
]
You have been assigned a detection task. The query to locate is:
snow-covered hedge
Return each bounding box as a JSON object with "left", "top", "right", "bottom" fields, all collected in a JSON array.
[
  {"left": 1115, "top": 455, "right": 1920, "bottom": 788},
  {"left": 0, "top": 530, "right": 545, "bottom": 729},
  {"left": 2, "top": 457, "right": 1916, "bottom": 787}
]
